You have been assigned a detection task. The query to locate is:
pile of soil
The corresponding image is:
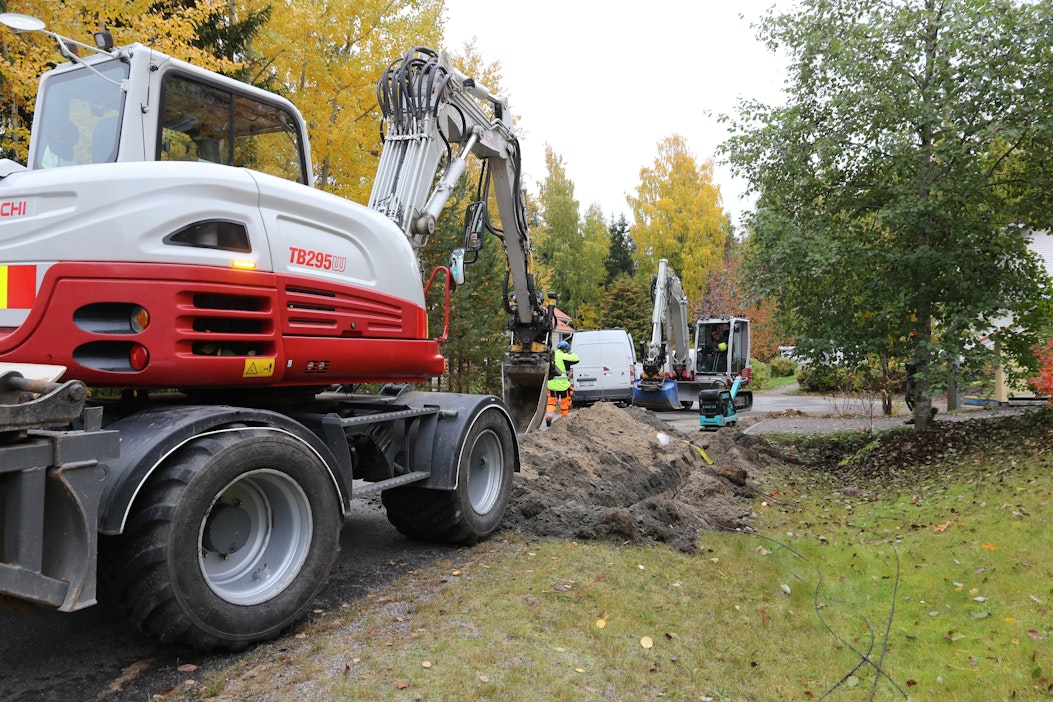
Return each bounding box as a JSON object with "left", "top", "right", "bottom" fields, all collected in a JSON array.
[{"left": 503, "top": 403, "right": 779, "bottom": 553}]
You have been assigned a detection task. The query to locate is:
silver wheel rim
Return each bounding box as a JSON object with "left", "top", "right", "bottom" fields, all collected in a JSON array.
[
  {"left": 198, "top": 469, "right": 313, "bottom": 605},
  {"left": 467, "top": 428, "right": 503, "bottom": 515}
]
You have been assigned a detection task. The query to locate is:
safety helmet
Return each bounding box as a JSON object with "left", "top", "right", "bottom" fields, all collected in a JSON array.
[{"left": 557, "top": 340, "right": 570, "bottom": 351}]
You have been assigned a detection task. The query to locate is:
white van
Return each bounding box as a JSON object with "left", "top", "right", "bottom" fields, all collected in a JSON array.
[{"left": 570, "top": 329, "right": 638, "bottom": 406}]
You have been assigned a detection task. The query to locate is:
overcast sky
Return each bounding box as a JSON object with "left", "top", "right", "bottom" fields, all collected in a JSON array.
[{"left": 440, "top": 0, "right": 788, "bottom": 227}]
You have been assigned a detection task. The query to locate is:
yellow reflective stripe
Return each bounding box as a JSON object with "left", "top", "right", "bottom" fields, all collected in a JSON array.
[{"left": 0, "top": 266, "right": 8, "bottom": 308}]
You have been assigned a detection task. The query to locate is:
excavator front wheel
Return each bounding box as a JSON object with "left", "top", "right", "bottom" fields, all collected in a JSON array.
[{"left": 100, "top": 428, "right": 341, "bottom": 651}]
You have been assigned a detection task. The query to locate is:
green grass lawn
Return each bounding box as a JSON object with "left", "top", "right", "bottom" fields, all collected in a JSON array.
[{"left": 168, "top": 411, "right": 1053, "bottom": 702}]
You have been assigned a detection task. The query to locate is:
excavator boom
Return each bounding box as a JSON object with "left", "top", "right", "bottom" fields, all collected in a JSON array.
[{"left": 370, "top": 48, "right": 554, "bottom": 434}]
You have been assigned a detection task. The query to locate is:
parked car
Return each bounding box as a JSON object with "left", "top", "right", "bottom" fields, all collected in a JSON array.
[{"left": 570, "top": 329, "right": 638, "bottom": 406}]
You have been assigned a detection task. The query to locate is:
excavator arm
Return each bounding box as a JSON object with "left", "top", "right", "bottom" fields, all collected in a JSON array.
[
  {"left": 369, "top": 47, "right": 554, "bottom": 434},
  {"left": 633, "top": 258, "right": 693, "bottom": 410}
]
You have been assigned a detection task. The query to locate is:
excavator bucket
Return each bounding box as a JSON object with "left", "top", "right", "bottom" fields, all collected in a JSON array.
[
  {"left": 501, "top": 358, "right": 550, "bottom": 436},
  {"left": 631, "top": 378, "right": 681, "bottom": 411}
]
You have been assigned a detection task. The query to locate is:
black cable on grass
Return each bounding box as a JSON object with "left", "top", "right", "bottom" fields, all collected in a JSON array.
[
  {"left": 702, "top": 516, "right": 909, "bottom": 700},
  {"left": 680, "top": 427, "right": 907, "bottom": 696}
]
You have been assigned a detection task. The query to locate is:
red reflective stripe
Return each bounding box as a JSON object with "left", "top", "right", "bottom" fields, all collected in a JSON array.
[{"left": 7, "top": 265, "right": 36, "bottom": 308}]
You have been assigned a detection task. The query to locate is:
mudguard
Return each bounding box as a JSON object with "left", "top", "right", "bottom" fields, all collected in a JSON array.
[
  {"left": 397, "top": 391, "right": 519, "bottom": 490},
  {"left": 97, "top": 405, "right": 348, "bottom": 535}
]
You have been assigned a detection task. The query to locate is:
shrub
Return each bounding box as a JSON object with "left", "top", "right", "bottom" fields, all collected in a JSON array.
[
  {"left": 748, "top": 358, "right": 771, "bottom": 390},
  {"left": 1030, "top": 338, "right": 1053, "bottom": 405},
  {"left": 796, "top": 361, "right": 895, "bottom": 394},
  {"left": 769, "top": 356, "right": 797, "bottom": 378}
]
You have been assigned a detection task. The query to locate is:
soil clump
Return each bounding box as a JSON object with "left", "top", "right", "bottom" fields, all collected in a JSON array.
[{"left": 503, "top": 402, "right": 778, "bottom": 552}]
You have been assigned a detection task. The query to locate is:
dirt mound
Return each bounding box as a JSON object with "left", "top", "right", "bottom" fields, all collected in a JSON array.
[{"left": 503, "top": 403, "right": 778, "bottom": 552}]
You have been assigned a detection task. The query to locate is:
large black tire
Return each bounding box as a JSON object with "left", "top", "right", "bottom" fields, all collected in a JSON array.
[
  {"left": 99, "top": 429, "right": 341, "bottom": 651},
  {"left": 382, "top": 406, "right": 514, "bottom": 545}
]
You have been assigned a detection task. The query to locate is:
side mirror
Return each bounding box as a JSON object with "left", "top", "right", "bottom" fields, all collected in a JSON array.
[{"left": 462, "top": 201, "right": 485, "bottom": 253}]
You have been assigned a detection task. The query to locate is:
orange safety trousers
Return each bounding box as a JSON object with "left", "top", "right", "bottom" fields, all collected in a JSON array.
[{"left": 545, "top": 389, "right": 572, "bottom": 424}]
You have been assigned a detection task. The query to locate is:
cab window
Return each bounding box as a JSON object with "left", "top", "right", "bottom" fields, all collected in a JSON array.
[
  {"left": 31, "top": 59, "right": 127, "bottom": 169},
  {"left": 159, "top": 74, "right": 306, "bottom": 184}
]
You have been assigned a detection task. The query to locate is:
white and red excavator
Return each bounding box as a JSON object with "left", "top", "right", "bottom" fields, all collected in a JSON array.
[{"left": 0, "top": 13, "right": 553, "bottom": 650}]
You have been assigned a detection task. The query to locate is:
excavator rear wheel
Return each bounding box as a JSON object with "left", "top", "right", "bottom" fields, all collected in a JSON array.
[{"left": 382, "top": 406, "right": 514, "bottom": 545}]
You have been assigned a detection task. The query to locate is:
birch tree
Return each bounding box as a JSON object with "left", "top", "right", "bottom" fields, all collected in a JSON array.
[
  {"left": 627, "top": 134, "right": 730, "bottom": 305},
  {"left": 722, "top": 0, "right": 1053, "bottom": 428}
]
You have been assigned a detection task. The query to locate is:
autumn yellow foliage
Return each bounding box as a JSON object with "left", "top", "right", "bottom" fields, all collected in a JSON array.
[
  {"left": 627, "top": 134, "right": 730, "bottom": 305},
  {"left": 0, "top": 0, "right": 443, "bottom": 202},
  {"left": 0, "top": 0, "right": 236, "bottom": 161}
]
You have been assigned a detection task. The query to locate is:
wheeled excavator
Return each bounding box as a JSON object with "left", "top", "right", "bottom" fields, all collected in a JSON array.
[{"left": 0, "top": 13, "right": 552, "bottom": 651}]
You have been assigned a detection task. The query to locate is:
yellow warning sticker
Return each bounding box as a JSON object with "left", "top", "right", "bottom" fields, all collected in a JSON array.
[{"left": 243, "top": 358, "right": 276, "bottom": 378}]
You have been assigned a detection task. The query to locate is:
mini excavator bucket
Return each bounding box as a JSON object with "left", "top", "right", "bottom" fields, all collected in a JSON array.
[{"left": 501, "top": 355, "right": 550, "bottom": 436}]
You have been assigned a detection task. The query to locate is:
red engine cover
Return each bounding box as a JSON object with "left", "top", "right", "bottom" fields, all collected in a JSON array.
[{"left": 0, "top": 262, "right": 446, "bottom": 387}]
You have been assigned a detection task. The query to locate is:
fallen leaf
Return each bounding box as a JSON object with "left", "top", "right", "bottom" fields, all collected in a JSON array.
[
  {"left": 176, "top": 664, "right": 198, "bottom": 673},
  {"left": 1028, "top": 630, "right": 1046, "bottom": 641},
  {"left": 933, "top": 519, "right": 955, "bottom": 533},
  {"left": 640, "top": 636, "right": 654, "bottom": 649},
  {"left": 478, "top": 674, "right": 490, "bottom": 682},
  {"left": 105, "top": 659, "right": 156, "bottom": 694},
  {"left": 395, "top": 681, "right": 410, "bottom": 689},
  {"left": 595, "top": 619, "right": 606, "bottom": 629},
  {"left": 421, "top": 661, "right": 432, "bottom": 669},
  {"left": 980, "top": 543, "right": 999, "bottom": 551}
]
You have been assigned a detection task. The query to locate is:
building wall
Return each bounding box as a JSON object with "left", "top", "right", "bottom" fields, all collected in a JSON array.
[{"left": 991, "top": 230, "right": 1053, "bottom": 402}]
